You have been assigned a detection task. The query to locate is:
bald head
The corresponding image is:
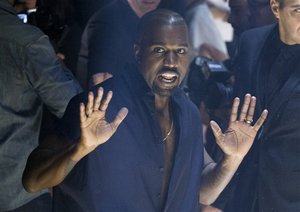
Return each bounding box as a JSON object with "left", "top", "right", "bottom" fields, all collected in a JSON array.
[
  {"left": 133, "top": 9, "right": 189, "bottom": 97},
  {"left": 136, "top": 9, "right": 187, "bottom": 45}
]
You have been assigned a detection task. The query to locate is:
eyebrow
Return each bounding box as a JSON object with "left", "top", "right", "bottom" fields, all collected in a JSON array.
[
  {"left": 150, "top": 42, "right": 189, "bottom": 47},
  {"left": 290, "top": 4, "right": 300, "bottom": 8}
]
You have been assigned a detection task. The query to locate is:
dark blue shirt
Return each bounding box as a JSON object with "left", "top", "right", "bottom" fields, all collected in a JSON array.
[{"left": 54, "top": 65, "right": 204, "bottom": 212}]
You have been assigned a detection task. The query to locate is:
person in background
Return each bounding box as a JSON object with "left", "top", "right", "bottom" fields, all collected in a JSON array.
[
  {"left": 227, "top": 0, "right": 276, "bottom": 56},
  {"left": 247, "top": 0, "right": 277, "bottom": 28},
  {"left": 77, "top": 0, "right": 161, "bottom": 89},
  {"left": 185, "top": 0, "right": 231, "bottom": 61},
  {"left": 0, "top": 0, "right": 82, "bottom": 211},
  {"left": 36, "top": 0, "right": 112, "bottom": 75},
  {"left": 227, "top": 0, "right": 300, "bottom": 211}
]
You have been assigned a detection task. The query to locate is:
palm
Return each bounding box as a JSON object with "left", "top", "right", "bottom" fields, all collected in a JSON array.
[
  {"left": 211, "top": 94, "right": 268, "bottom": 159},
  {"left": 220, "top": 120, "right": 257, "bottom": 158},
  {"left": 79, "top": 87, "right": 128, "bottom": 152}
]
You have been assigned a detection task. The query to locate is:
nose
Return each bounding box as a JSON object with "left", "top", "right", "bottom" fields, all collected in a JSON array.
[{"left": 164, "top": 51, "right": 178, "bottom": 68}]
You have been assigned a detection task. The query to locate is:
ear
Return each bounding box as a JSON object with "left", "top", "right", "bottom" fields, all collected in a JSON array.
[
  {"left": 134, "top": 44, "right": 141, "bottom": 63},
  {"left": 270, "top": 0, "right": 280, "bottom": 18}
]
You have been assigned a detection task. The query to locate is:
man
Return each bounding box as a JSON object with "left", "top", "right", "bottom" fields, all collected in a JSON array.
[
  {"left": 0, "top": 0, "right": 82, "bottom": 211},
  {"left": 227, "top": 0, "right": 300, "bottom": 211},
  {"left": 227, "top": 0, "right": 276, "bottom": 57},
  {"left": 228, "top": 0, "right": 276, "bottom": 37},
  {"left": 247, "top": 0, "right": 277, "bottom": 28},
  {"left": 23, "top": 10, "right": 267, "bottom": 211},
  {"left": 77, "top": 0, "right": 161, "bottom": 88}
]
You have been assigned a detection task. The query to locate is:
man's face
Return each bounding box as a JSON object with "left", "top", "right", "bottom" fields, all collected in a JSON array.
[
  {"left": 136, "top": 23, "right": 189, "bottom": 96},
  {"left": 228, "top": 0, "right": 252, "bottom": 36},
  {"left": 274, "top": 0, "right": 300, "bottom": 44},
  {"left": 132, "top": 0, "right": 161, "bottom": 15}
]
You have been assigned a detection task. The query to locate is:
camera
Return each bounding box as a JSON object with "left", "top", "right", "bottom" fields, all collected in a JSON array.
[{"left": 187, "top": 56, "right": 234, "bottom": 110}]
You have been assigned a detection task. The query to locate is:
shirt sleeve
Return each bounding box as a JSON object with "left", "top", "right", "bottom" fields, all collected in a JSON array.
[{"left": 23, "top": 35, "right": 83, "bottom": 118}]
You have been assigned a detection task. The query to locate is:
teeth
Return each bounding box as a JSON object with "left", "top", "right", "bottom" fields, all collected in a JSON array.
[
  {"left": 161, "top": 73, "right": 177, "bottom": 79},
  {"left": 158, "top": 71, "right": 178, "bottom": 84},
  {"left": 159, "top": 75, "right": 177, "bottom": 83}
]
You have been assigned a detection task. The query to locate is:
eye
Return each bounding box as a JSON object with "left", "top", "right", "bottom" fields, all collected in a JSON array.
[
  {"left": 153, "top": 47, "right": 165, "bottom": 53},
  {"left": 176, "top": 48, "right": 186, "bottom": 54},
  {"left": 295, "top": 8, "right": 300, "bottom": 13}
]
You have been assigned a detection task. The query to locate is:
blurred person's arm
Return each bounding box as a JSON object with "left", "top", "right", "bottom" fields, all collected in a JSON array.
[
  {"left": 23, "top": 87, "right": 128, "bottom": 192},
  {"left": 25, "top": 35, "right": 82, "bottom": 117},
  {"left": 90, "top": 72, "right": 113, "bottom": 87}
]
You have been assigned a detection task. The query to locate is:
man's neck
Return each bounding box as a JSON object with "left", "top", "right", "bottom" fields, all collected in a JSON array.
[
  {"left": 155, "top": 95, "right": 170, "bottom": 115},
  {"left": 279, "top": 23, "right": 298, "bottom": 45}
]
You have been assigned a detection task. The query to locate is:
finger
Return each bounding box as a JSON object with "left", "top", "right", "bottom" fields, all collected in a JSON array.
[
  {"left": 210, "top": 120, "right": 223, "bottom": 141},
  {"left": 110, "top": 107, "right": 128, "bottom": 130},
  {"left": 93, "top": 87, "right": 104, "bottom": 111},
  {"left": 80, "top": 103, "right": 87, "bottom": 124},
  {"left": 246, "top": 96, "right": 256, "bottom": 123},
  {"left": 230, "top": 97, "right": 240, "bottom": 122},
  {"left": 253, "top": 110, "right": 268, "bottom": 131},
  {"left": 100, "top": 91, "right": 113, "bottom": 112},
  {"left": 86, "top": 92, "right": 94, "bottom": 116},
  {"left": 239, "top": 94, "right": 251, "bottom": 122}
]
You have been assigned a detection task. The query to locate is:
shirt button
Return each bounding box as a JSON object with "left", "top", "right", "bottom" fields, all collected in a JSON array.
[
  {"left": 159, "top": 167, "right": 164, "bottom": 173},
  {"left": 157, "top": 193, "right": 161, "bottom": 198}
]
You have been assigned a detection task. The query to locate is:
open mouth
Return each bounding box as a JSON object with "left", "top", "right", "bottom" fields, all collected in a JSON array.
[{"left": 158, "top": 72, "right": 178, "bottom": 84}]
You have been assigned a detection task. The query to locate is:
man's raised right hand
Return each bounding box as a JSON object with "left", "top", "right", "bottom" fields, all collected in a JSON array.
[{"left": 72, "top": 87, "right": 128, "bottom": 161}]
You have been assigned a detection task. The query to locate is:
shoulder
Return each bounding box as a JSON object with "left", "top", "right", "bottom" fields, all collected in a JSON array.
[
  {"left": 0, "top": 13, "right": 46, "bottom": 48},
  {"left": 236, "top": 24, "right": 277, "bottom": 61}
]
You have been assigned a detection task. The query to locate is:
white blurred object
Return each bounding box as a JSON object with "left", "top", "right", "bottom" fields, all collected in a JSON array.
[
  {"left": 214, "top": 18, "right": 234, "bottom": 42},
  {"left": 186, "top": 3, "right": 229, "bottom": 59},
  {"left": 207, "top": 0, "right": 230, "bottom": 12}
]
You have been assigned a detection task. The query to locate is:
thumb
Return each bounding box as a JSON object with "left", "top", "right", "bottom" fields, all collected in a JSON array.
[
  {"left": 111, "top": 107, "right": 128, "bottom": 130},
  {"left": 210, "top": 120, "right": 223, "bottom": 141}
]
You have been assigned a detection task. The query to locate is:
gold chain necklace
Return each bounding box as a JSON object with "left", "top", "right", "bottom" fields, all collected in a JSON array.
[{"left": 162, "top": 119, "right": 173, "bottom": 142}]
